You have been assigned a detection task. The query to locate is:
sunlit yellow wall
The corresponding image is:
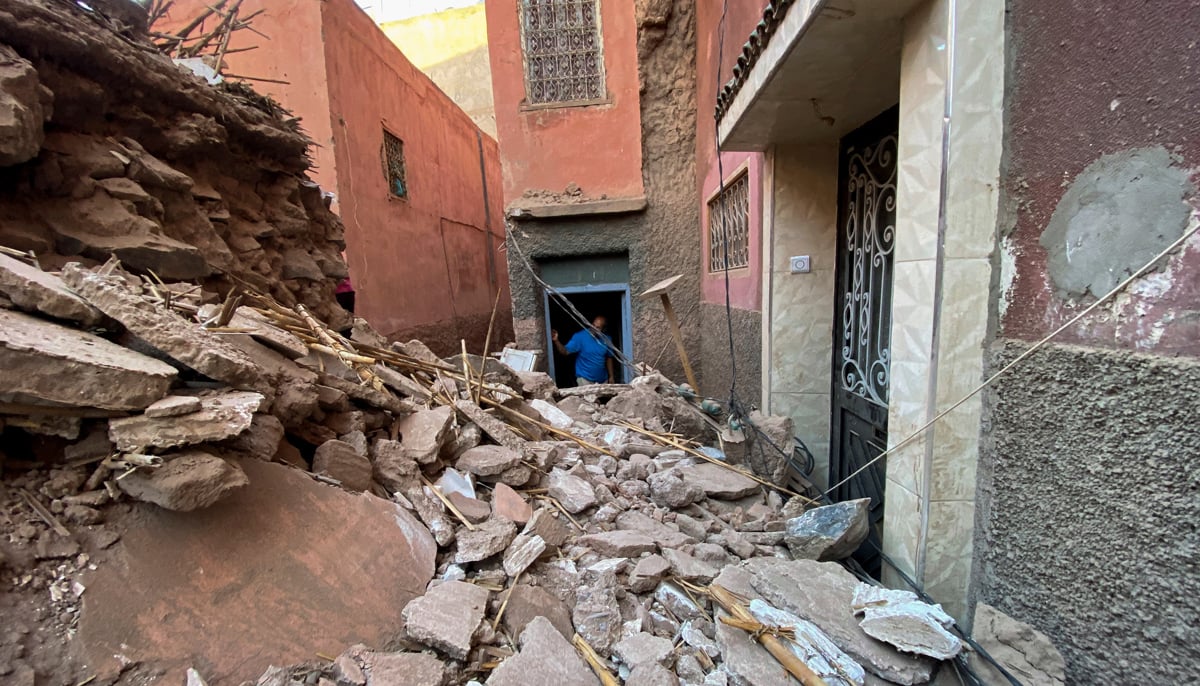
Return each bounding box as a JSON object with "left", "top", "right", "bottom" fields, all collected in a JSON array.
[{"left": 381, "top": 3, "right": 496, "bottom": 137}]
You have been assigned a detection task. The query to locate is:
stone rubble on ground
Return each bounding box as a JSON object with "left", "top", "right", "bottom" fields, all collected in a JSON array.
[{"left": 0, "top": 237, "right": 1069, "bottom": 686}]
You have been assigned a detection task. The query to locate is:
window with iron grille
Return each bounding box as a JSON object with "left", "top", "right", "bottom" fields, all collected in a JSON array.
[
  {"left": 708, "top": 172, "right": 750, "bottom": 272},
  {"left": 381, "top": 129, "right": 407, "bottom": 198},
  {"left": 518, "top": 0, "right": 606, "bottom": 106}
]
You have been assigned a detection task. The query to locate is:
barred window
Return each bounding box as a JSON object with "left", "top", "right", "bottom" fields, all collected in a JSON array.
[
  {"left": 708, "top": 172, "right": 750, "bottom": 272},
  {"left": 381, "top": 129, "right": 407, "bottom": 199},
  {"left": 518, "top": 0, "right": 606, "bottom": 106}
]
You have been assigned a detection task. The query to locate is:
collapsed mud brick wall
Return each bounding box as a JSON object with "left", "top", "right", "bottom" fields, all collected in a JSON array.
[{"left": 0, "top": 0, "right": 352, "bottom": 330}]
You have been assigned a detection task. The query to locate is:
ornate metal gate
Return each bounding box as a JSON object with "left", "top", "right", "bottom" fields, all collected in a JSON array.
[{"left": 830, "top": 107, "right": 898, "bottom": 578}]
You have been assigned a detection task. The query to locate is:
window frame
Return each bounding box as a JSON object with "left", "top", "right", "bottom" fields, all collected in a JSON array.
[
  {"left": 381, "top": 127, "right": 408, "bottom": 201},
  {"left": 516, "top": 0, "right": 609, "bottom": 110},
  {"left": 706, "top": 168, "right": 752, "bottom": 273}
]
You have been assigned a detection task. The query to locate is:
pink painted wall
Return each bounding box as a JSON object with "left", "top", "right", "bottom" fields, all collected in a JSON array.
[
  {"left": 484, "top": 0, "right": 645, "bottom": 204},
  {"left": 700, "top": 152, "right": 763, "bottom": 308},
  {"left": 696, "top": 0, "right": 768, "bottom": 311},
  {"left": 160, "top": 0, "right": 511, "bottom": 351}
]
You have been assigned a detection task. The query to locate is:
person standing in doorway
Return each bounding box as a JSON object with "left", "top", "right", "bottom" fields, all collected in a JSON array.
[{"left": 552, "top": 315, "right": 616, "bottom": 386}]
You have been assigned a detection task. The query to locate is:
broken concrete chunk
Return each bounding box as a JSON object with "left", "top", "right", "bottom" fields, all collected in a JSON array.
[
  {"left": 0, "top": 308, "right": 176, "bottom": 410},
  {"left": 784, "top": 498, "right": 871, "bottom": 561},
  {"left": 455, "top": 400, "right": 525, "bottom": 451},
  {"left": 401, "top": 580, "right": 489, "bottom": 661},
  {"left": 395, "top": 406, "right": 454, "bottom": 465},
  {"left": 371, "top": 438, "right": 420, "bottom": 494},
  {"left": 629, "top": 554, "right": 672, "bottom": 594},
  {"left": 647, "top": 468, "right": 704, "bottom": 509},
  {"left": 969, "top": 603, "right": 1066, "bottom": 686},
  {"left": 615, "top": 510, "right": 694, "bottom": 549},
  {"left": 522, "top": 507, "right": 573, "bottom": 548},
  {"left": 456, "top": 445, "right": 523, "bottom": 477},
  {"left": 487, "top": 616, "right": 599, "bottom": 686},
  {"left": 117, "top": 450, "right": 248, "bottom": 511},
  {"left": 492, "top": 482, "right": 532, "bottom": 524},
  {"left": 573, "top": 571, "right": 623, "bottom": 655},
  {"left": 62, "top": 265, "right": 267, "bottom": 393},
  {"left": 625, "top": 663, "right": 679, "bottom": 686},
  {"left": 0, "top": 253, "right": 102, "bottom": 325},
  {"left": 313, "top": 439, "right": 373, "bottom": 492},
  {"left": 529, "top": 398, "right": 573, "bottom": 429},
  {"left": 144, "top": 394, "right": 202, "bottom": 418},
  {"left": 108, "top": 391, "right": 263, "bottom": 452},
  {"left": 548, "top": 469, "right": 597, "bottom": 513},
  {"left": 851, "top": 584, "right": 962, "bottom": 660},
  {"left": 514, "top": 370, "right": 556, "bottom": 400},
  {"left": 502, "top": 533, "right": 546, "bottom": 577},
  {"left": 454, "top": 517, "right": 518, "bottom": 564},
  {"left": 677, "top": 462, "right": 761, "bottom": 500},
  {"left": 446, "top": 491, "right": 491, "bottom": 524},
  {"left": 362, "top": 651, "right": 446, "bottom": 686},
  {"left": 613, "top": 632, "right": 675, "bottom": 669},
  {"left": 578, "top": 530, "right": 657, "bottom": 557},
  {"left": 662, "top": 548, "right": 721, "bottom": 583},
  {"left": 502, "top": 583, "right": 575, "bottom": 642}
]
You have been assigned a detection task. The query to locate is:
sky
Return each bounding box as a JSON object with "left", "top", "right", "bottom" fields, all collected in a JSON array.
[{"left": 353, "top": 0, "right": 482, "bottom": 23}]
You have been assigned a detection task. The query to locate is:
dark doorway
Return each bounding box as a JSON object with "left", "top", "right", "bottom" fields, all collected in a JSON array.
[
  {"left": 829, "top": 105, "right": 899, "bottom": 579},
  {"left": 546, "top": 289, "right": 628, "bottom": 388}
]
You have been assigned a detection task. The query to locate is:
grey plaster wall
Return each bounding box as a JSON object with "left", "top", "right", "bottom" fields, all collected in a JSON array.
[
  {"left": 505, "top": 0, "right": 706, "bottom": 389},
  {"left": 1038, "top": 146, "right": 1194, "bottom": 298},
  {"left": 974, "top": 339, "right": 1200, "bottom": 683},
  {"left": 700, "top": 303, "right": 761, "bottom": 407}
]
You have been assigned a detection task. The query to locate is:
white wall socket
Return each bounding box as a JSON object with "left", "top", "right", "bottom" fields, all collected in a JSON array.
[{"left": 789, "top": 255, "right": 811, "bottom": 273}]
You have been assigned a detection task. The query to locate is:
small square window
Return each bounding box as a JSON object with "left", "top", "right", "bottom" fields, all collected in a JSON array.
[
  {"left": 708, "top": 172, "right": 750, "bottom": 272},
  {"left": 381, "top": 129, "right": 407, "bottom": 198}
]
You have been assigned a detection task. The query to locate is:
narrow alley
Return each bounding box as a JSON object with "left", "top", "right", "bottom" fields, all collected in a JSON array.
[{"left": 0, "top": 0, "right": 1196, "bottom": 685}]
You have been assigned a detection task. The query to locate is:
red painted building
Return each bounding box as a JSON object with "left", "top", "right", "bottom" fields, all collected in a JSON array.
[{"left": 160, "top": 0, "right": 511, "bottom": 352}]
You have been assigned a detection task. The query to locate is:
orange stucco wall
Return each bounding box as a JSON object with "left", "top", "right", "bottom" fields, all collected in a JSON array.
[
  {"left": 484, "top": 0, "right": 645, "bottom": 204},
  {"left": 696, "top": 0, "right": 768, "bottom": 311},
  {"left": 158, "top": 0, "right": 511, "bottom": 350}
]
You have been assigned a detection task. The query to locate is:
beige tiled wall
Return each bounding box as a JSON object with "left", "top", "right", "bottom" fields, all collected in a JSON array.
[
  {"left": 881, "top": 0, "right": 1003, "bottom": 622},
  {"left": 766, "top": 143, "right": 838, "bottom": 489}
]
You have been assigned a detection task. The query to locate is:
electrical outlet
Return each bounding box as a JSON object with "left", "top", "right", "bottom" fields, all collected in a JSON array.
[{"left": 789, "top": 255, "right": 811, "bottom": 273}]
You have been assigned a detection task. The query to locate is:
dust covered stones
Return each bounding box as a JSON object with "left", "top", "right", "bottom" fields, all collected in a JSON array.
[
  {"left": 117, "top": 450, "right": 248, "bottom": 511},
  {"left": 400, "top": 580, "right": 489, "bottom": 660}
]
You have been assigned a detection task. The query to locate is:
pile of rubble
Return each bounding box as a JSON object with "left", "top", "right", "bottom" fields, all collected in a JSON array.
[
  {"left": 0, "top": 0, "right": 352, "bottom": 333},
  {"left": 0, "top": 252, "right": 1016, "bottom": 686}
]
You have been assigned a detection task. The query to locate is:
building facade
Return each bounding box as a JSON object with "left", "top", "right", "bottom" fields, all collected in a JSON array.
[
  {"left": 161, "top": 0, "right": 512, "bottom": 353},
  {"left": 716, "top": 0, "right": 1200, "bottom": 680},
  {"left": 484, "top": 0, "right": 715, "bottom": 390},
  {"left": 380, "top": 2, "right": 498, "bottom": 138}
]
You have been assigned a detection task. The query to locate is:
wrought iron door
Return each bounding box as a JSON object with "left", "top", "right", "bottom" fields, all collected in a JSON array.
[{"left": 830, "top": 106, "right": 898, "bottom": 578}]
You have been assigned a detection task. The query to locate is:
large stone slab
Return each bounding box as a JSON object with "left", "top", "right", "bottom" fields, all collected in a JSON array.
[
  {"left": 78, "top": 459, "right": 435, "bottom": 684},
  {"left": 738, "top": 558, "right": 934, "bottom": 685},
  {"left": 0, "top": 308, "right": 176, "bottom": 410},
  {"left": 487, "top": 616, "right": 600, "bottom": 686},
  {"left": 108, "top": 390, "right": 264, "bottom": 452},
  {"left": 784, "top": 499, "right": 871, "bottom": 561},
  {"left": 62, "top": 264, "right": 267, "bottom": 394},
  {"left": 0, "top": 252, "right": 102, "bottom": 325},
  {"left": 676, "top": 462, "right": 761, "bottom": 500}
]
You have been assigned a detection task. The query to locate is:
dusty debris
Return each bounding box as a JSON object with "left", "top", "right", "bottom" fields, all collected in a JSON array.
[{"left": 108, "top": 390, "right": 264, "bottom": 452}]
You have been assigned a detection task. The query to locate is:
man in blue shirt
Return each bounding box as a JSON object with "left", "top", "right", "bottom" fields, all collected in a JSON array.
[{"left": 552, "top": 315, "right": 616, "bottom": 386}]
